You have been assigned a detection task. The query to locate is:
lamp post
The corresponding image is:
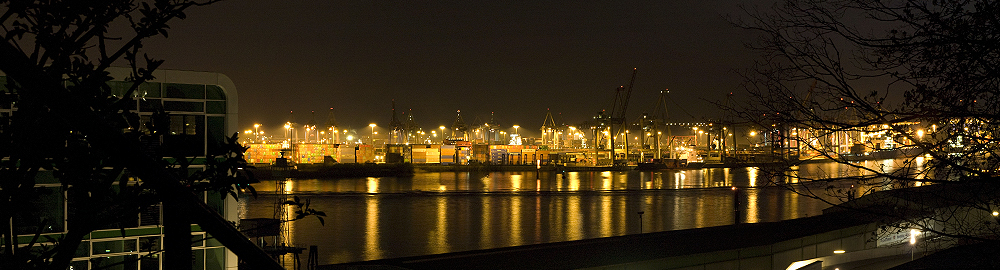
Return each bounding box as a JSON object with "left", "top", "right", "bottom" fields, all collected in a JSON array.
[
  {"left": 253, "top": 123, "right": 261, "bottom": 142},
  {"left": 369, "top": 123, "right": 377, "bottom": 145},
  {"left": 439, "top": 125, "right": 446, "bottom": 143},
  {"left": 283, "top": 122, "right": 292, "bottom": 143}
]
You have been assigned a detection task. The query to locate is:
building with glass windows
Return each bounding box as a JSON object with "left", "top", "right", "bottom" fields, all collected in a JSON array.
[{"left": 0, "top": 68, "right": 240, "bottom": 270}]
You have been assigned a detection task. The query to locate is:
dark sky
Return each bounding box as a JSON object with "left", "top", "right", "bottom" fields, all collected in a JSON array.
[{"left": 146, "top": 0, "right": 756, "bottom": 137}]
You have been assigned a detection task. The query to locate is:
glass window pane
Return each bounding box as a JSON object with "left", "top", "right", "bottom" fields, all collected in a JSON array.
[
  {"left": 107, "top": 81, "right": 131, "bottom": 97},
  {"left": 93, "top": 240, "right": 123, "bottom": 255},
  {"left": 163, "top": 101, "right": 204, "bottom": 112},
  {"left": 205, "top": 247, "right": 225, "bottom": 270},
  {"left": 192, "top": 249, "right": 205, "bottom": 270},
  {"left": 206, "top": 117, "right": 225, "bottom": 156},
  {"left": 164, "top": 83, "right": 205, "bottom": 99},
  {"left": 206, "top": 101, "right": 225, "bottom": 114},
  {"left": 69, "top": 260, "right": 89, "bottom": 270},
  {"left": 76, "top": 241, "right": 90, "bottom": 257},
  {"left": 92, "top": 254, "right": 138, "bottom": 270},
  {"left": 206, "top": 191, "right": 225, "bottom": 215},
  {"left": 140, "top": 82, "right": 161, "bottom": 98},
  {"left": 205, "top": 233, "right": 223, "bottom": 247},
  {"left": 139, "top": 99, "right": 162, "bottom": 112},
  {"left": 140, "top": 236, "right": 160, "bottom": 252},
  {"left": 140, "top": 254, "right": 160, "bottom": 270},
  {"left": 191, "top": 234, "right": 204, "bottom": 247},
  {"left": 169, "top": 115, "right": 185, "bottom": 135},
  {"left": 123, "top": 238, "right": 138, "bottom": 253},
  {"left": 185, "top": 115, "right": 200, "bottom": 135},
  {"left": 206, "top": 85, "right": 226, "bottom": 100}
]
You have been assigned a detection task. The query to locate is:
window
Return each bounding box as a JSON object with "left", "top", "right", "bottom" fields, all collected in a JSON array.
[
  {"left": 164, "top": 101, "right": 204, "bottom": 112},
  {"left": 164, "top": 115, "right": 204, "bottom": 157},
  {"left": 206, "top": 85, "right": 226, "bottom": 100},
  {"left": 140, "top": 82, "right": 161, "bottom": 98},
  {"left": 206, "top": 101, "right": 225, "bottom": 114},
  {"left": 170, "top": 115, "right": 201, "bottom": 135},
  {"left": 206, "top": 117, "right": 225, "bottom": 156},
  {"left": 140, "top": 236, "right": 160, "bottom": 252},
  {"left": 91, "top": 254, "right": 138, "bottom": 270},
  {"left": 164, "top": 83, "right": 205, "bottom": 99},
  {"left": 140, "top": 99, "right": 162, "bottom": 112},
  {"left": 205, "top": 247, "right": 226, "bottom": 270}
]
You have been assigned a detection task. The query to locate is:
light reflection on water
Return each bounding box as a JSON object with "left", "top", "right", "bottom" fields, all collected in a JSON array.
[{"left": 243, "top": 161, "right": 905, "bottom": 265}]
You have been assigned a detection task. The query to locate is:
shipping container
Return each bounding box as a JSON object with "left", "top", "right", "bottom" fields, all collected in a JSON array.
[
  {"left": 338, "top": 145, "right": 356, "bottom": 163},
  {"left": 440, "top": 145, "right": 456, "bottom": 165}
]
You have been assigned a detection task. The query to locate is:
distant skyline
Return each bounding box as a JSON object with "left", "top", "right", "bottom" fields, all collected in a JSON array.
[{"left": 145, "top": 1, "right": 758, "bottom": 137}]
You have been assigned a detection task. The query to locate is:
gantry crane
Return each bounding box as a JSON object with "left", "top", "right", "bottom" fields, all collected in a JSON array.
[{"left": 599, "top": 68, "right": 637, "bottom": 165}]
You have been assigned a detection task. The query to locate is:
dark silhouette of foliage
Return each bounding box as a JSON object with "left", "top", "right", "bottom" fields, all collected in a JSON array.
[
  {"left": 735, "top": 0, "right": 1000, "bottom": 251},
  {"left": 0, "top": 1, "right": 282, "bottom": 270}
]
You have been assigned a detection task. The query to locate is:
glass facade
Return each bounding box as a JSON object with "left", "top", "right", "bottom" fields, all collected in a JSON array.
[{"left": 1, "top": 70, "right": 237, "bottom": 270}]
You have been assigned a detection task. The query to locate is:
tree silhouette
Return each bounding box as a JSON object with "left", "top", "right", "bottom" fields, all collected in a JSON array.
[
  {"left": 0, "top": 1, "right": 281, "bottom": 269},
  {"left": 736, "top": 0, "right": 1000, "bottom": 252}
]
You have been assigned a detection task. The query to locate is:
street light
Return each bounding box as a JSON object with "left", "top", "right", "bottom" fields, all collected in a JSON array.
[
  {"left": 369, "top": 123, "right": 377, "bottom": 144},
  {"left": 439, "top": 125, "right": 446, "bottom": 143},
  {"left": 253, "top": 123, "right": 260, "bottom": 142}
]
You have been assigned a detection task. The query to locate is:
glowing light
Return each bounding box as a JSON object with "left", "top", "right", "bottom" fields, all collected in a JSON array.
[
  {"left": 993, "top": 211, "right": 998, "bottom": 216},
  {"left": 833, "top": 250, "right": 845, "bottom": 254}
]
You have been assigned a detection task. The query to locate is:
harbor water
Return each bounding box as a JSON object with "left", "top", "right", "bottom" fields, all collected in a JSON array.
[{"left": 240, "top": 160, "right": 904, "bottom": 265}]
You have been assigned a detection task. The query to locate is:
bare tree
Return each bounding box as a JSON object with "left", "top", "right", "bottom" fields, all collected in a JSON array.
[
  {"left": 0, "top": 1, "right": 283, "bottom": 270},
  {"left": 736, "top": 0, "right": 1000, "bottom": 250}
]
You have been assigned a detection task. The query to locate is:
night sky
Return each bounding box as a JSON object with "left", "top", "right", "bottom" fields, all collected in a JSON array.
[{"left": 146, "top": 1, "right": 756, "bottom": 137}]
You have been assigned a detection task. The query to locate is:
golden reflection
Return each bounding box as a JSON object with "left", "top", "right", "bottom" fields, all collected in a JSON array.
[
  {"left": 429, "top": 196, "right": 449, "bottom": 254},
  {"left": 600, "top": 197, "right": 611, "bottom": 237},
  {"left": 281, "top": 180, "right": 296, "bottom": 259},
  {"left": 366, "top": 177, "right": 379, "bottom": 193},
  {"left": 480, "top": 196, "right": 492, "bottom": 248},
  {"left": 567, "top": 196, "right": 583, "bottom": 241},
  {"left": 747, "top": 167, "right": 758, "bottom": 187},
  {"left": 510, "top": 195, "right": 523, "bottom": 246},
  {"left": 723, "top": 168, "right": 731, "bottom": 186},
  {"left": 557, "top": 172, "right": 564, "bottom": 190},
  {"left": 568, "top": 173, "right": 580, "bottom": 191},
  {"left": 617, "top": 197, "right": 626, "bottom": 235},
  {"left": 746, "top": 189, "right": 759, "bottom": 223},
  {"left": 785, "top": 191, "right": 799, "bottom": 220},
  {"left": 601, "top": 172, "right": 612, "bottom": 190},
  {"left": 673, "top": 172, "right": 684, "bottom": 189},
  {"left": 364, "top": 197, "right": 381, "bottom": 260},
  {"left": 284, "top": 179, "right": 294, "bottom": 193},
  {"left": 695, "top": 195, "right": 705, "bottom": 227},
  {"left": 481, "top": 174, "right": 492, "bottom": 191},
  {"left": 511, "top": 174, "right": 523, "bottom": 191}
]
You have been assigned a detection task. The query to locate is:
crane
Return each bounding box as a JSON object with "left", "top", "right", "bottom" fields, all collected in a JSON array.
[{"left": 605, "top": 68, "right": 637, "bottom": 165}]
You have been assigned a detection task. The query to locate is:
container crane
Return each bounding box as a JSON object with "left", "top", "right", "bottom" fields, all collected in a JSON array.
[{"left": 602, "top": 68, "right": 637, "bottom": 165}]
